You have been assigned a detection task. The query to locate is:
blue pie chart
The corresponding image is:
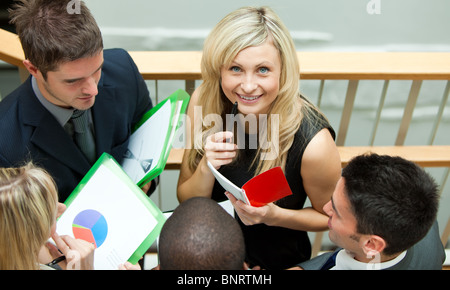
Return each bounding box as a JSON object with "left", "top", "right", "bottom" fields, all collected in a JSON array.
[{"left": 72, "top": 209, "right": 108, "bottom": 248}]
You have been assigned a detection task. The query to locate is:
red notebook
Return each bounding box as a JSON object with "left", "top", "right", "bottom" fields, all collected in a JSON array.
[{"left": 207, "top": 161, "right": 293, "bottom": 207}]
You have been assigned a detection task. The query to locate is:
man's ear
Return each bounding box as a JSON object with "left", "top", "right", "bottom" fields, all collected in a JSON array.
[
  {"left": 361, "top": 235, "right": 386, "bottom": 260},
  {"left": 23, "top": 60, "right": 39, "bottom": 76}
]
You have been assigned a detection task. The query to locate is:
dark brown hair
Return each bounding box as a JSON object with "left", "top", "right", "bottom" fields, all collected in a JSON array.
[
  {"left": 9, "top": 0, "right": 103, "bottom": 78},
  {"left": 342, "top": 153, "right": 439, "bottom": 256}
]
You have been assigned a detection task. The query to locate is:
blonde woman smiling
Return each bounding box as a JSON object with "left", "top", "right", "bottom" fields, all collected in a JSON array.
[{"left": 177, "top": 6, "right": 341, "bottom": 269}]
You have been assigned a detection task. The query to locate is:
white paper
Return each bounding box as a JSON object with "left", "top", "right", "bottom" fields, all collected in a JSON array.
[
  {"left": 218, "top": 200, "right": 235, "bottom": 217},
  {"left": 122, "top": 100, "right": 172, "bottom": 183},
  {"left": 206, "top": 161, "right": 249, "bottom": 204},
  {"left": 56, "top": 164, "right": 158, "bottom": 270},
  {"left": 122, "top": 99, "right": 184, "bottom": 184}
]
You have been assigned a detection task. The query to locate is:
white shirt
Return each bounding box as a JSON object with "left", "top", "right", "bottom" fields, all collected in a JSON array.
[{"left": 331, "top": 249, "right": 407, "bottom": 270}]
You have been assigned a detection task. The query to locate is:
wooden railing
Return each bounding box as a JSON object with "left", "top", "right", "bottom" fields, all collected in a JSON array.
[{"left": 1, "top": 28, "right": 449, "bottom": 257}]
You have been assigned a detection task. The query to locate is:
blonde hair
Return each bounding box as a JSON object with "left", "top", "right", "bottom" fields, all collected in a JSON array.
[
  {"left": 0, "top": 163, "right": 58, "bottom": 270},
  {"left": 189, "top": 6, "right": 325, "bottom": 174}
]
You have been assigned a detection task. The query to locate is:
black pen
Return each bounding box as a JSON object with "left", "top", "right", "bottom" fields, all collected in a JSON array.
[
  {"left": 45, "top": 255, "right": 66, "bottom": 267},
  {"left": 231, "top": 101, "right": 238, "bottom": 116},
  {"left": 226, "top": 102, "right": 238, "bottom": 143}
]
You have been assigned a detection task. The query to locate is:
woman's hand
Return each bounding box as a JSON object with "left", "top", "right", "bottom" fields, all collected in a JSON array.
[
  {"left": 204, "top": 131, "right": 238, "bottom": 169},
  {"left": 50, "top": 232, "right": 95, "bottom": 270},
  {"left": 119, "top": 261, "right": 141, "bottom": 270},
  {"left": 225, "top": 191, "right": 276, "bottom": 226}
]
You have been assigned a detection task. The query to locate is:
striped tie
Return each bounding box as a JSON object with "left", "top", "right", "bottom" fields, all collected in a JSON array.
[{"left": 71, "top": 109, "right": 96, "bottom": 164}]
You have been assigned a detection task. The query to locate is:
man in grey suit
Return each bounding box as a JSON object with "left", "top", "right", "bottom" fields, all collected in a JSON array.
[
  {"left": 0, "top": 0, "right": 156, "bottom": 201},
  {"left": 292, "top": 153, "right": 445, "bottom": 270}
]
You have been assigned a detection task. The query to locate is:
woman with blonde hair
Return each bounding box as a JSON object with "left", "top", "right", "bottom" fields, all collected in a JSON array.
[
  {"left": 0, "top": 163, "right": 94, "bottom": 270},
  {"left": 177, "top": 6, "right": 341, "bottom": 269}
]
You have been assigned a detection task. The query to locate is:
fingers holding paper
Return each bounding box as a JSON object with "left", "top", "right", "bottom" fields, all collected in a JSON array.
[
  {"left": 52, "top": 232, "right": 95, "bottom": 270},
  {"left": 204, "top": 131, "right": 238, "bottom": 169},
  {"left": 225, "top": 191, "right": 276, "bottom": 226}
]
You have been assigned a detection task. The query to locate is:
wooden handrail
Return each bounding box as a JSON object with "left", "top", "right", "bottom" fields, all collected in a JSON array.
[
  {"left": 130, "top": 51, "right": 450, "bottom": 81},
  {"left": 167, "top": 146, "right": 450, "bottom": 170},
  {"left": 129, "top": 51, "right": 202, "bottom": 80},
  {"left": 297, "top": 52, "right": 450, "bottom": 80},
  {"left": 0, "top": 28, "right": 25, "bottom": 68},
  {"left": 339, "top": 146, "right": 450, "bottom": 167}
]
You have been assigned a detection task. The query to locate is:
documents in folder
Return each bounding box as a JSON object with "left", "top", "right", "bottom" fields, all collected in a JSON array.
[
  {"left": 207, "top": 161, "right": 293, "bottom": 207},
  {"left": 122, "top": 89, "right": 190, "bottom": 187},
  {"left": 56, "top": 153, "right": 166, "bottom": 270}
]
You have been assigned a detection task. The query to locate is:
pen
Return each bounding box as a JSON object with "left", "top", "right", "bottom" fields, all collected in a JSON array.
[
  {"left": 231, "top": 101, "right": 238, "bottom": 116},
  {"left": 226, "top": 102, "right": 238, "bottom": 143},
  {"left": 45, "top": 255, "right": 66, "bottom": 267}
]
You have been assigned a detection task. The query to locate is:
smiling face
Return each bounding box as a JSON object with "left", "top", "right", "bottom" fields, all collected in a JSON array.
[
  {"left": 220, "top": 41, "right": 281, "bottom": 116},
  {"left": 26, "top": 50, "right": 104, "bottom": 110}
]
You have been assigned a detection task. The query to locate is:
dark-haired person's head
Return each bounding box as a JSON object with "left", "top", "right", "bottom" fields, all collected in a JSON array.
[
  {"left": 9, "top": 0, "right": 103, "bottom": 79},
  {"left": 158, "top": 197, "right": 245, "bottom": 270},
  {"left": 9, "top": 0, "right": 104, "bottom": 112},
  {"left": 324, "top": 153, "right": 439, "bottom": 261}
]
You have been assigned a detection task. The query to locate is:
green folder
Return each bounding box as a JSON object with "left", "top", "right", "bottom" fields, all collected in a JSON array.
[
  {"left": 122, "top": 89, "right": 190, "bottom": 187},
  {"left": 57, "top": 89, "right": 190, "bottom": 269},
  {"left": 58, "top": 153, "right": 166, "bottom": 269}
]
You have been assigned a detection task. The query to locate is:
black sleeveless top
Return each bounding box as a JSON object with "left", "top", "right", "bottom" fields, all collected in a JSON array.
[{"left": 211, "top": 109, "right": 335, "bottom": 269}]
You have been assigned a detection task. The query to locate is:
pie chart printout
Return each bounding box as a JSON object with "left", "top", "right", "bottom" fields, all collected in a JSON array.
[{"left": 72, "top": 209, "right": 108, "bottom": 248}]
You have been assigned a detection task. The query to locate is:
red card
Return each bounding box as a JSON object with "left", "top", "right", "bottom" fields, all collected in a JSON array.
[{"left": 242, "top": 167, "right": 293, "bottom": 207}]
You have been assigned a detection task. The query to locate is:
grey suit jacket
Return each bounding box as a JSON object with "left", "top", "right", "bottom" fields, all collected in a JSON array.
[{"left": 299, "top": 222, "right": 445, "bottom": 270}]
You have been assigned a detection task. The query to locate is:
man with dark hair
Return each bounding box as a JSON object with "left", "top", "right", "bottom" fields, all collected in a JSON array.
[
  {"left": 158, "top": 197, "right": 246, "bottom": 270},
  {"left": 0, "top": 0, "right": 156, "bottom": 201},
  {"left": 293, "top": 153, "right": 445, "bottom": 270}
]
